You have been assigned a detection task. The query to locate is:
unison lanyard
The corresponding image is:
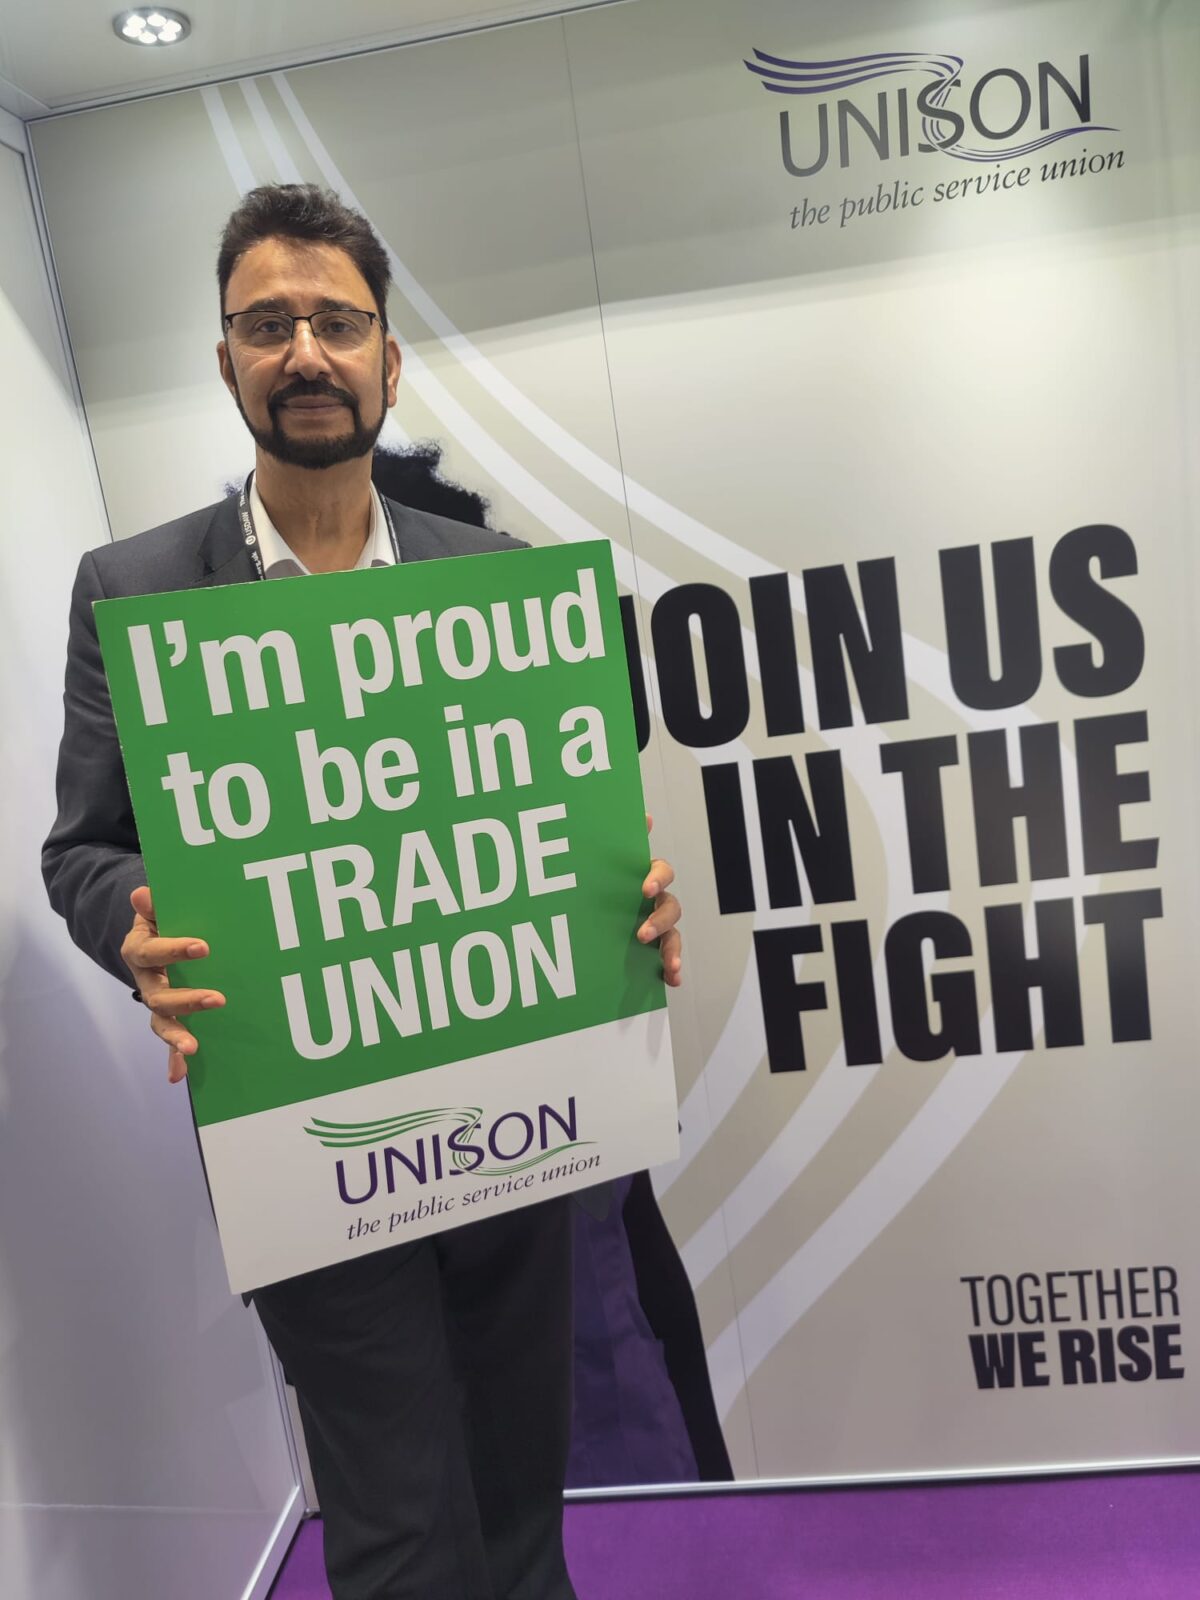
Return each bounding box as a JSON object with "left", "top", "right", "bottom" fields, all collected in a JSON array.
[{"left": 236, "top": 471, "right": 402, "bottom": 579}]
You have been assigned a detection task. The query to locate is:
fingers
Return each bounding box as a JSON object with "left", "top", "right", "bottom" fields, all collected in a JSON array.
[
  {"left": 141, "top": 985, "right": 226, "bottom": 1018},
  {"left": 123, "top": 889, "right": 210, "bottom": 978},
  {"left": 147, "top": 988, "right": 223, "bottom": 1054},
  {"left": 637, "top": 891, "right": 683, "bottom": 989},
  {"left": 127, "top": 933, "right": 210, "bottom": 970},
  {"left": 154, "top": 1003, "right": 224, "bottom": 1084},
  {"left": 660, "top": 926, "right": 683, "bottom": 988},
  {"left": 149, "top": 1005, "right": 202, "bottom": 1062},
  {"left": 130, "top": 884, "right": 156, "bottom": 924},
  {"left": 637, "top": 841, "right": 684, "bottom": 986},
  {"left": 126, "top": 889, "right": 218, "bottom": 1085},
  {"left": 643, "top": 857, "right": 675, "bottom": 899},
  {"left": 638, "top": 891, "right": 681, "bottom": 943},
  {"left": 141, "top": 970, "right": 223, "bottom": 1063},
  {"left": 645, "top": 811, "right": 654, "bottom": 835}
]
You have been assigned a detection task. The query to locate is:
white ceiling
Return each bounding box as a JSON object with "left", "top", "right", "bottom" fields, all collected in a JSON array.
[{"left": 0, "top": 0, "right": 624, "bottom": 117}]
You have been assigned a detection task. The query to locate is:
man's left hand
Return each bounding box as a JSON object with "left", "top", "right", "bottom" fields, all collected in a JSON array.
[{"left": 638, "top": 814, "right": 683, "bottom": 988}]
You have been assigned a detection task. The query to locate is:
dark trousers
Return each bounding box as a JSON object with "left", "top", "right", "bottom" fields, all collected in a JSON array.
[{"left": 253, "top": 1198, "right": 579, "bottom": 1600}]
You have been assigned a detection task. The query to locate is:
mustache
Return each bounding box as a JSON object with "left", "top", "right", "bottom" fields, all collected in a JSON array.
[{"left": 268, "top": 380, "right": 358, "bottom": 413}]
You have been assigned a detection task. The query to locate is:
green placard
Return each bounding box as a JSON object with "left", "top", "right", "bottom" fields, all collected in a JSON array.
[{"left": 96, "top": 541, "right": 663, "bottom": 1130}]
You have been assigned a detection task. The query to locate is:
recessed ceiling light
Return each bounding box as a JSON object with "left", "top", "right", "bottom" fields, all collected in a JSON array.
[{"left": 112, "top": 8, "right": 191, "bottom": 47}]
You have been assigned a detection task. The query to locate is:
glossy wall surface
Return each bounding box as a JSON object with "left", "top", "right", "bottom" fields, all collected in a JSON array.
[{"left": 0, "top": 137, "right": 300, "bottom": 1600}]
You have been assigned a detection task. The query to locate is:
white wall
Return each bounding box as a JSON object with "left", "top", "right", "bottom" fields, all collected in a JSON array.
[{"left": 0, "top": 136, "right": 301, "bottom": 1600}]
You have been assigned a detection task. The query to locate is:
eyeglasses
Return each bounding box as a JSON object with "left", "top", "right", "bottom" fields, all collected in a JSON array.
[{"left": 223, "top": 308, "right": 380, "bottom": 350}]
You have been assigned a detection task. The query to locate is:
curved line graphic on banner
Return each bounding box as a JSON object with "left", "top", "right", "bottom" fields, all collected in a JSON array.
[
  {"left": 240, "top": 78, "right": 304, "bottom": 182},
  {"left": 747, "top": 65, "right": 932, "bottom": 94},
  {"left": 270, "top": 74, "right": 783, "bottom": 591},
  {"left": 743, "top": 46, "right": 1116, "bottom": 162},
  {"left": 744, "top": 48, "right": 963, "bottom": 92},
  {"left": 750, "top": 48, "right": 965, "bottom": 77},
  {"left": 200, "top": 85, "right": 256, "bottom": 191},
  {"left": 941, "top": 125, "right": 1120, "bottom": 162},
  {"left": 305, "top": 1107, "right": 476, "bottom": 1148},
  {"left": 659, "top": 716, "right": 914, "bottom": 1217},
  {"left": 707, "top": 1043, "right": 1022, "bottom": 1420},
  {"left": 201, "top": 78, "right": 1098, "bottom": 1424},
  {"left": 674, "top": 741, "right": 921, "bottom": 1286}
]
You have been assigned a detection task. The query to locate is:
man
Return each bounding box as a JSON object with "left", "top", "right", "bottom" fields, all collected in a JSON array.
[{"left": 43, "top": 183, "right": 682, "bottom": 1600}]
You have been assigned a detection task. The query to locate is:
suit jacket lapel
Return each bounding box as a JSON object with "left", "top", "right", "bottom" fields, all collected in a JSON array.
[
  {"left": 383, "top": 495, "right": 415, "bottom": 564},
  {"left": 386, "top": 495, "right": 451, "bottom": 565},
  {"left": 195, "top": 494, "right": 259, "bottom": 588}
]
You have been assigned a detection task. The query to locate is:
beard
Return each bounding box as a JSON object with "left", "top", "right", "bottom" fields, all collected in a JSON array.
[{"left": 234, "top": 367, "right": 388, "bottom": 470}]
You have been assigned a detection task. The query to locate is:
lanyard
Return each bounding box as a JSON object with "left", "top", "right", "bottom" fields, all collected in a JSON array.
[{"left": 236, "top": 471, "right": 402, "bottom": 580}]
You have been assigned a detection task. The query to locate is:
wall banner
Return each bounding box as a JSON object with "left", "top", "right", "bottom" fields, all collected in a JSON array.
[
  {"left": 34, "top": 0, "right": 1200, "bottom": 1481},
  {"left": 562, "top": 0, "right": 1200, "bottom": 1480},
  {"left": 95, "top": 542, "right": 677, "bottom": 1292}
]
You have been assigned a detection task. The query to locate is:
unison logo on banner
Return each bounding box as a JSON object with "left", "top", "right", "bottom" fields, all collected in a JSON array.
[
  {"left": 306, "top": 1097, "right": 594, "bottom": 1197},
  {"left": 744, "top": 46, "right": 1127, "bottom": 232},
  {"left": 320, "top": 1096, "right": 602, "bottom": 1245},
  {"left": 746, "top": 48, "right": 1115, "bottom": 175}
]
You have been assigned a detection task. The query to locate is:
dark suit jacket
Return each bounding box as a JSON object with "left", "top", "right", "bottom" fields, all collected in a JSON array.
[{"left": 42, "top": 491, "right": 612, "bottom": 1221}]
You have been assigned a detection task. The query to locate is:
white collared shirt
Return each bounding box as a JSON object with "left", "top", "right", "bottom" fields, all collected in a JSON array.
[{"left": 249, "top": 478, "right": 394, "bottom": 577}]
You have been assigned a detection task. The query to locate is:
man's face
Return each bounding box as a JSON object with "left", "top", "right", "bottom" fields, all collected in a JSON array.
[{"left": 217, "top": 237, "right": 401, "bottom": 470}]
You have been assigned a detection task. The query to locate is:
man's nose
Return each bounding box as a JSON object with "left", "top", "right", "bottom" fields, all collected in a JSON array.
[{"left": 283, "top": 321, "right": 331, "bottom": 379}]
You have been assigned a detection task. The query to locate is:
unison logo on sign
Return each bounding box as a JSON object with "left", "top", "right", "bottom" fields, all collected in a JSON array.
[
  {"left": 745, "top": 48, "right": 1116, "bottom": 178},
  {"left": 307, "top": 1097, "right": 594, "bottom": 1204}
]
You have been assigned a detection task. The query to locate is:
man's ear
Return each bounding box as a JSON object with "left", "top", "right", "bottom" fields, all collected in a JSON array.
[{"left": 384, "top": 334, "right": 402, "bottom": 408}]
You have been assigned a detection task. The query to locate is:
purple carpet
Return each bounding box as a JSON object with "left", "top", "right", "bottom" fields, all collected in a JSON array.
[{"left": 268, "top": 1470, "right": 1200, "bottom": 1599}]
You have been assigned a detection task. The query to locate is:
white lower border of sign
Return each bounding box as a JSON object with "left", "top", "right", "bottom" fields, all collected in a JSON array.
[{"left": 202, "top": 1008, "right": 678, "bottom": 1294}]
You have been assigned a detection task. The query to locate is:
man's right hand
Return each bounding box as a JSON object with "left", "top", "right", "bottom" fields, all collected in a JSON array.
[{"left": 121, "top": 886, "right": 225, "bottom": 1083}]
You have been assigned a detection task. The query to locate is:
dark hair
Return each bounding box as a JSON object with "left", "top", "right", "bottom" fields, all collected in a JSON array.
[
  {"left": 371, "top": 443, "right": 490, "bottom": 528},
  {"left": 217, "top": 183, "right": 391, "bottom": 325}
]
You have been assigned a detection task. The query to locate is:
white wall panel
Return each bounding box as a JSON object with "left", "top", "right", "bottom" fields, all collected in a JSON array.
[{"left": 0, "top": 142, "right": 300, "bottom": 1600}]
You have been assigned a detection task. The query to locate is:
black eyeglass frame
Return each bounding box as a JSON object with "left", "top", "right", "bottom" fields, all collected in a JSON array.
[{"left": 222, "top": 308, "right": 382, "bottom": 344}]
